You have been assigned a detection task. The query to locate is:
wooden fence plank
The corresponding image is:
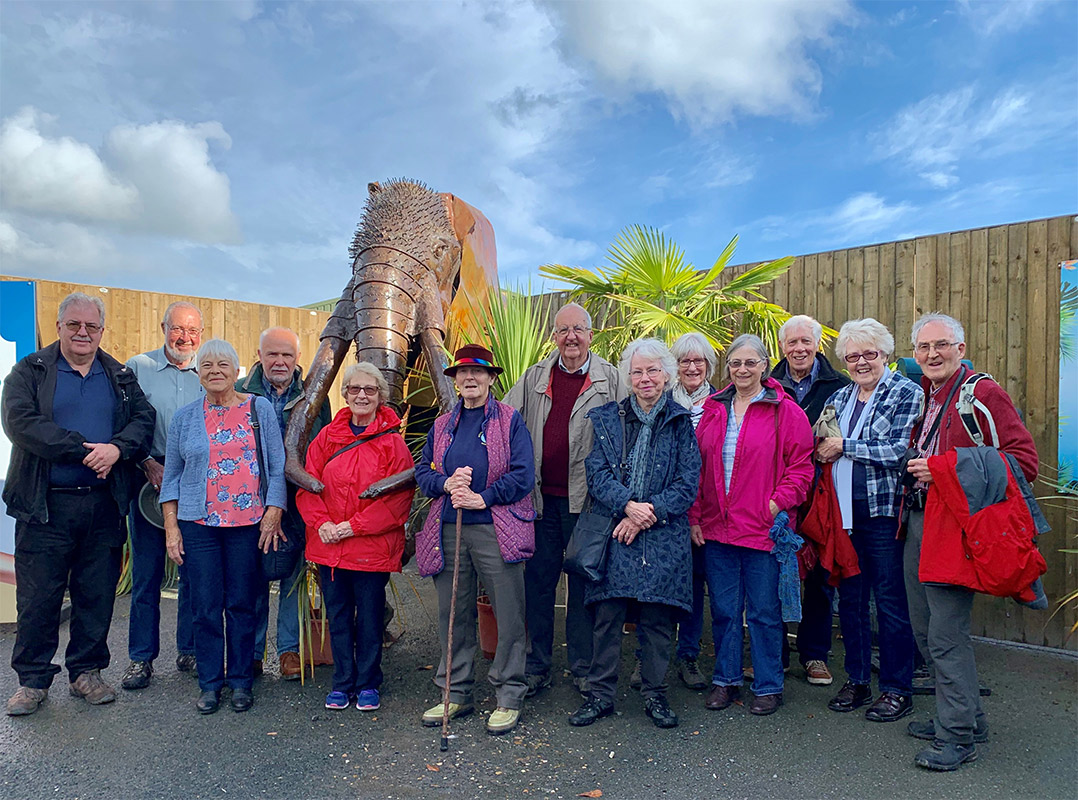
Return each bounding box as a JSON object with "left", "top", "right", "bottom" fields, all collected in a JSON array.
[
  {"left": 832, "top": 250, "right": 848, "bottom": 327},
  {"left": 948, "top": 230, "right": 971, "bottom": 331},
  {"left": 803, "top": 254, "right": 818, "bottom": 319},
  {"left": 848, "top": 247, "right": 865, "bottom": 321},
  {"left": 968, "top": 228, "right": 989, "bottom": 370},
  {"left": 914, "top": 236, "right": 937, "bottom": 319},
  {"left": 894, "top": 241, "right": 915, "bottom": 355},
  {"left": 985, "top": 226, "right": 1010, "bottom": 383}
]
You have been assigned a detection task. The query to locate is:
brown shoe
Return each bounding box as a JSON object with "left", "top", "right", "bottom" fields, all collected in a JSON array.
[
  {"left": 279, "top": 651, "right": 301, "bottom": 681},
  {"left": 705, "top": 684, "right": 740, "bottom": 710},
  {"left": 69, "top": 670, "right": 117, "bottom": 705},
  {"left": 749, "top": 693, "right": 783, "bottom": 716},
  {"left": 804, "top": 659, "right": 833, "bottom": 686},
  {"left": 6, "top": 686, "right": 47, "bottom": 716}
]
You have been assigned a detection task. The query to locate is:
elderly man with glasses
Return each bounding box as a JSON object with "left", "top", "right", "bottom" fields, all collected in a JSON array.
[
  {"left": 505, "top": 302, "right": 627, "bottom": 698},
  {"left": 120, "top": 302, "right": 206, "bottom": 691},
  {"left": 902, "top": 313, "right": 1038, "bottom": 771},
  {"left": 3, "top": 292, "right": 155, "bottom": 715}
]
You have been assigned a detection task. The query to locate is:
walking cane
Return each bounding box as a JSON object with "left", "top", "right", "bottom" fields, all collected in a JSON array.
[{"left": 440, "top": 507, "right": 464, "bottom": 752}]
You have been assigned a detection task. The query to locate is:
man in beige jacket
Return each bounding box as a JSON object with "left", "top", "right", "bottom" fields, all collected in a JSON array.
[{"left": 504, "top": 303, "right": 626, "bottom": 697}]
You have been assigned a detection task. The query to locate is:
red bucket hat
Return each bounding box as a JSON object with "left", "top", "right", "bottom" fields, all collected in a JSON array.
[{"left": 444, "top": 344, "right": 503, "bottom": 377}]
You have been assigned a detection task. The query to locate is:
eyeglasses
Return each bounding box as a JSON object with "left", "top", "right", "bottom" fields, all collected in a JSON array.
[
  {"left": 678, "top": 358, "right": 706, "bottom": 368},
  {"left": 727, "top": 359, "right": 764, "bottom": 369},
  {"left": 914, "top": 340, "right": 959, "bottom": 355},
  {"left": 167, "top": 326, "right": 202, "bottom": 337},
  {"left": 554, "top": 325, "right": 591, "bottom": 337},
  {"left": 629, "top": 367, "right": 665, "bottom": 379},
  {"left": 344, "top": 385, "right": 379, "bottom": 398},
  {"left": 844, "top": 350, "right": 881, "bottom": 364},
  {"left": 62, "top": 321, "right": 103, "bottom": 334}
]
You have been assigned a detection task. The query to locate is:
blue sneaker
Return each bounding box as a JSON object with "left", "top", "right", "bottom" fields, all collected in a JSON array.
[
  {"left": 325, "top": 691, "right": 351, "bottom": 710},
  {"left": 356, "top": 689, "right": 380, "bottom": 711}
]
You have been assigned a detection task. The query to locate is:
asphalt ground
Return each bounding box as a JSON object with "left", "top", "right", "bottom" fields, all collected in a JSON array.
[{"left": 1, "top": 566, "right": 1075, "bottom": 800}]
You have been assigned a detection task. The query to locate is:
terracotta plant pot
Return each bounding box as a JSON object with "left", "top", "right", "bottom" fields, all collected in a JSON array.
[
  {"left": 477, "top": 594, "right": 497, "bottom": 660},
  {"left": 308, "top": 613, "right": 334, "bottom": 666}
]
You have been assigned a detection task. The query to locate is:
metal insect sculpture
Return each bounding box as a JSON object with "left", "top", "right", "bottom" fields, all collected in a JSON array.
[{"left": 284, "top": 179, "right": 498, "bottom": 496}]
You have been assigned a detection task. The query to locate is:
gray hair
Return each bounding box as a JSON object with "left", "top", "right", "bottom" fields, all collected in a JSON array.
[
  {"left": 619, "top": 337, "right": 677, "bottom": 385},
  {"left": 259, "top": 326, "right": 300, "bottom": 352},
  {"left": 341, "top": 361, "right": 390, "bottom": 405},
  {"left": 670, "top": 332, "right": 717, "bottom": 379},
  {"left": 911, "top": 312, "right": 966, "bottom": 346},
  {"left": 725, "top": 333, "right": 771, "bottom": 379},
  {"left": 835, "top": 318, "right": 895, "bottom": 361},
  {"left": 57, "top": 292, "right": 105, "bottom": 327},
  {"left": 553, "top": 301, "right": 592, "bottom": 331},
  {"left": 162, "top": 301, "right": 203, "bottom": 329},
  {"left": 196, "top": 338, "right": 240, "bottom": 371},
  {"left": 779, "top": 314, "right": 822, "bottom": 345}
]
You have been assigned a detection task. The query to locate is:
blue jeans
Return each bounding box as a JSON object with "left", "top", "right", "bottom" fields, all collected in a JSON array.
[
  {"left": 837, "top": 500, "right": 914, "bottom": 695},
  {"left": 676, "top": 543, "right": 706, "bottom": 660},
  {"left": 795, "top": 562, "right": 835, "bottom": 665},
  {"left": 128, "top": 496, "right": 194, "bottom": 662},
  {"left": 254, "top": 553, "right": 304, "bottom": 659},
  {"left": 181, "top": 521, "right": 260, "bottom": 692},
  {"left": 705, "top": 541, "right": 784, "bottom": 696},
  {"left": 319, "top": 566, "right": 388, "bottom": 695}
]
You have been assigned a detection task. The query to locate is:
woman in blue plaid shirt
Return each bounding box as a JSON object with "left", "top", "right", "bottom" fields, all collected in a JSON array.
[{"left": 814, "top": 318, "right": 923, "bottom": 724}]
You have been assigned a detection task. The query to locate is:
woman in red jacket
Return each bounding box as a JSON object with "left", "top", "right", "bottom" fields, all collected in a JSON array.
[
  {"left": 689, "top": 334, "right": 814, "bottom": 716},
  {"left": 296, "top": 362, "right": 415, "bottom": 712}
]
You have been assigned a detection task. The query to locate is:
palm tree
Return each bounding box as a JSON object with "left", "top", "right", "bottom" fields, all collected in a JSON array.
[{"left": 539, "top": 225, "right": 795, "bottom": 362}]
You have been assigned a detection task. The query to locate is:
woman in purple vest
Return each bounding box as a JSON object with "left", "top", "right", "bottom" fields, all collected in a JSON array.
[{"left": 414, "top": 344, "right": 536, "bottom": 736}]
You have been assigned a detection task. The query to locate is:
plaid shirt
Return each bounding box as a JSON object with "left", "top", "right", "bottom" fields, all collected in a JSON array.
[{"left": 827, "top": 369, "right": 924, "bottom": 518}]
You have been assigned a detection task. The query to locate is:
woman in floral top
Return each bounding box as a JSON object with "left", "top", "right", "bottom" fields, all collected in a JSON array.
[{"left": 161, "top": 339, "right": 286, "bottom": 716}]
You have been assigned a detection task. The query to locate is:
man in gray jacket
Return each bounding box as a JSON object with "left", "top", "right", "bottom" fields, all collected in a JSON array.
[{"left": 504, "top": 302, "right": 626, "bottom": 697}]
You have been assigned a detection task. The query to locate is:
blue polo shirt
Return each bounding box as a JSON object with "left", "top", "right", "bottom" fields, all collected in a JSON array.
[
  {"left": 50, "top": 354, "right": 117, "bottom": 487},
  {"left": 790, "top": 358, "right": 821, "bottom": 404}
]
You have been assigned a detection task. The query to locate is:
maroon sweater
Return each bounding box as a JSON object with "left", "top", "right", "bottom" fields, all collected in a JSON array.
[{"left": 541, "top": 366, "right": 587, "bottom": 497}]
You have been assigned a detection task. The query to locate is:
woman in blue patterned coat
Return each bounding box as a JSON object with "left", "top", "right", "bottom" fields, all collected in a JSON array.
[{"left": 568, "top": 338, "right": 701, "bottom": 730}]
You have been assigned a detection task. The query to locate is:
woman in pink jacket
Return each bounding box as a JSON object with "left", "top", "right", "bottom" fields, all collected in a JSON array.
[{"left": 689, "top": 334, "right": 813, "bottom": 716}]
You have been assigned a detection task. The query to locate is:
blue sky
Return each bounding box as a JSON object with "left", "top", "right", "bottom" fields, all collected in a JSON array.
[{"left": 1, "top": 0, "right": 1075, "bottom": 307}]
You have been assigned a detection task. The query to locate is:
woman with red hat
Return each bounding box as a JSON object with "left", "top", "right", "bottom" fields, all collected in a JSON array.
[{"left": 414, "top": 344, "right": 536, "bottom": 736}]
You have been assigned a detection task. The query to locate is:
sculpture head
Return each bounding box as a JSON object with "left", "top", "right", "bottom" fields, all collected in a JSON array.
[{"left": 347, "top": 179, "right": 498, "bottom": 409}]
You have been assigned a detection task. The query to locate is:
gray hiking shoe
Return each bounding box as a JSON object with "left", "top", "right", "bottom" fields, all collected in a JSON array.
[
  {"left": 6, "top": 686, "right": 47, "bottom": 716},
  {"left": 69, "top": 669, "right": 117, "bottom": 705}
]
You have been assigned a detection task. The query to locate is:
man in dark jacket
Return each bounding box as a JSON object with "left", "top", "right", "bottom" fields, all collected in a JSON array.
[
  {"left": 904, "top": 312, "right": 1038, "bottom": 772},
  {"left": 772, "top": 314, "right": 851, "bottom": 688},
  {"left": 236, "top": 327, "right": 331, "bottom": 680},
  {"left": 2, "top": 292, "right": 155, "bottom": 716}
]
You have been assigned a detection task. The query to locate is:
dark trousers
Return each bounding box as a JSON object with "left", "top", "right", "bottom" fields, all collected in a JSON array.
[
  {"left": 128, "top": 493, "right": 194, "bottom": 662},
  {"left": 524, "top": 494, "right": 593, "bottom": 679},
  {"left": 904, "top": 509, "right": 986, "bottom": 744},
  {"left": 795, "top": 562, "right": 835, "bottom": 664},
  {"left": 675, "top": 544, "right": 706, "bottom": 660},
  {"left": 837, "top": 501, "right": 914, "bottom": 694},
  {"left": 588, "top": 598, "right": 674, "bottom": 704},
  {"left": 12, "top": 488, "right": 124, "bottom": 689},
  {"left": 319, "top": 565, "right": 388, "bottom": 696},
  {"left": 181, "top": 521, "right": 260, "bottom": 693}
]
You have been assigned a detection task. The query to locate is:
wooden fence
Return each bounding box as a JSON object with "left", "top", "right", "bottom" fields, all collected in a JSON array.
[
  {"left": 1, "top": 276, "right": 344, "bottom": 415},
  {"left": 722, "top": 214, "right": 1077, "bottom": 650}
]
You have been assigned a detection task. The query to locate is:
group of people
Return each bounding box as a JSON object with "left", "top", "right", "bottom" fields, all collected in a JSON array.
[{"left": 2, "top": 293, "right": 1039, "bottom": 774}]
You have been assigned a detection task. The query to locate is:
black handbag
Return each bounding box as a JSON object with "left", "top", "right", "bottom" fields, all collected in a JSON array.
[
  {"left": 564, "top": 408, "right": 626, "bottom": 583},
  {"left": 250, "top": 401, "right": 302, "bottom": 581}
]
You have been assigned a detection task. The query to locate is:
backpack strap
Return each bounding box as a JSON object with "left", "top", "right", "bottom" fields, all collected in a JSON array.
[{"left": 956, "top": 373, "right": 999, "bottom": 448}]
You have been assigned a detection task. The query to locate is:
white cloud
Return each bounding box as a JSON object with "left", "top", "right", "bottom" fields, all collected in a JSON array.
[
  {"left": 0, "top": 107, "right": 241, "bottom": 245},
  {"left": 0, "top": 216, "right": 120, "bottom": 275},
  {"left": 105, "top": 120, "right": 241, "bottom": 244},
  {"left": 0, "top": 107, "right": 139, "bottom": 221},
  {"left": 873, "top": 82, "right": 1075, "bottom": 189},
  {"left": 543, "top": 0, "right": 854, "bottom": 126},
  {"left": 754, "top": 192, "right": 914, "bottom": 247},
  {"left": 958, "top": 0, "right": 1046, "bottom": 36}
]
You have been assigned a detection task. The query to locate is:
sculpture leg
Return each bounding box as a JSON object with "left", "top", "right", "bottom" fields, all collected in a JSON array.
[{"left": 284, "top": 334, "right": 351, "bottom": 492}]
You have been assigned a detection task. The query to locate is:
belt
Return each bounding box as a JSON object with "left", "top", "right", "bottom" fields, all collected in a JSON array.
[{"left": 50, "top": 484, "right": 109, "bottom": 495}]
